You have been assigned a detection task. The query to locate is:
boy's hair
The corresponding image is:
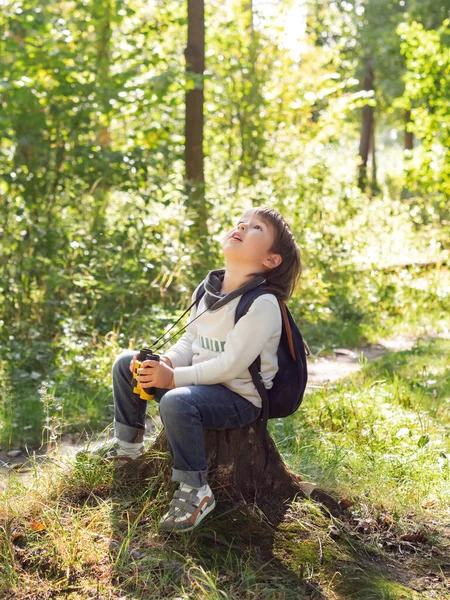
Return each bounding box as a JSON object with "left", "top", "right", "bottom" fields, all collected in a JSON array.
[{"left": 242, "top": 205, "right": 302, "bottom": 301}]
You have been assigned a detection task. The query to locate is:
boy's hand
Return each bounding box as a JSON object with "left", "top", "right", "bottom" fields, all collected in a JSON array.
[
  {"left": 129, "top": 353, "right": 139, "bottom": 374},
  {"left": 137, "top": 359, "right": 175, "bottom": 390},
  {"left": 129, "top": 354, "right": 172, "bottom": 373},
  {"left": 160, "top": 355, "right": 173, "bottom": 368}
]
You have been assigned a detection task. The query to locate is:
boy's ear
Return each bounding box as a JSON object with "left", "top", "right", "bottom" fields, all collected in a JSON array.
[{"left": 263, "top": 253, "right": 282, "bottom": 270}]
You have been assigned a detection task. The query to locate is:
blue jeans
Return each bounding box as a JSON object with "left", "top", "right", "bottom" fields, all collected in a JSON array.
[{"left": 111, "top": 350, "right": 262, "bottom": 487}]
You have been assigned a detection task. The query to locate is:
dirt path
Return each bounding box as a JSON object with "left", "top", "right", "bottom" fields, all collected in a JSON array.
[
  {"left": 306, "top": 334, "right": 421, "bottom": 387},
  {"left": 1, "top": 331, "right": 447, "bottom": 476}
]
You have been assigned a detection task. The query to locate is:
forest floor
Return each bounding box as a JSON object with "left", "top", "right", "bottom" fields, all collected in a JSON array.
[{"left": 1, "top": 330, "right": 449, "bottom": 599}]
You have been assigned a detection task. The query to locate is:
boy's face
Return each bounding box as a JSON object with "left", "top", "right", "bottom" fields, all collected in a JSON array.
[{"left": 222, "top": 212, "right": 282, "bottom": 272}]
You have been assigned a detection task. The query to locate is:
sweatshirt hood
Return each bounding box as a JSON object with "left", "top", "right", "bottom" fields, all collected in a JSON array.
[{"left": 203, "top": 267, "right": 267, "bottom": 310}]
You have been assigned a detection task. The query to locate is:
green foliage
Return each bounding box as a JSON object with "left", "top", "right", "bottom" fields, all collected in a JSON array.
[
  {"left": 396, "top": 19, "right": 450, "bottom": 201},
  {"left": 0, "top": 0, "right": 197, "bottom": 341}
]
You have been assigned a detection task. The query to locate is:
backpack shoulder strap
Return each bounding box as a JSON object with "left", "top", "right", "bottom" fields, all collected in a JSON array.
[
  {"left": 234, "top": 287, "right": 275, "bottom": 423},
  {"left": 234, "top": 287, "right": 275, "bottom": 322},
  {"left": 236, "top": 293, "right": 296, "bottom": 359},
  {"left": 234, "top": 287, "right": 276, "bottom": 475}
]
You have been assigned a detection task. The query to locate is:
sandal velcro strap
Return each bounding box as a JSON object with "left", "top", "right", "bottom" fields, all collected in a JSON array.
[
  {"left": 168, "top": 488, "right": 204, "bottom": 514},
  {"left": 173, "top": 489, "right": 196, "bottom": 501},
  {"left": 171, "top": 498, "right": 198, "bottom": 512}
]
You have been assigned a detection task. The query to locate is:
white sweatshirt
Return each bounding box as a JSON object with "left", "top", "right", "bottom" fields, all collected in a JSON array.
[{"left": 163, "top": 283, "right": 282, "bottom": 408}]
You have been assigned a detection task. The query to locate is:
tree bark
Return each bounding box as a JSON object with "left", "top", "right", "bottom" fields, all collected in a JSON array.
[
  {"left": 184, "top": 0, "right": 209, "bottom": 280},
  {"left": 369, "top": 114, "right": 381, "bottom": 196},
  {"left": 401, "top": 108, "right": 414, "bottom": 200},
  {"left": 121, "top": 420, "right": 342, "bottom": 522},
  {"left": 358, "top": 56, "right": 375, "bottom": 192},
  {"left": 404, "top": 109, "right": 414, "bottom": 152}
]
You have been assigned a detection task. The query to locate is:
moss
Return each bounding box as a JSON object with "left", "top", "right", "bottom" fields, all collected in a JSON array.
[
  {"left": 334, "top": 561, "right": 418, "bottom": 600},
  {"left": 272, "top": 518, "right": 344, "bottom": 576}
]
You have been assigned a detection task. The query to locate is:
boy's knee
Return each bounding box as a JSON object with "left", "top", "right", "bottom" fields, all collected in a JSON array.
[
  {"left": 158, "top": 389, "right": 197, "bottom": 418},
  {"left": 112, "top": 350, "right": 136, "bottom": 374}
]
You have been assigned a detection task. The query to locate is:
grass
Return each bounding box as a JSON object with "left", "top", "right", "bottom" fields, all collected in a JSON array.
[
  {"left": 270, "top": 337, "right": 450, "bottom": 515},
  {"left": 0, "top": 336, "right": 449, "bottom": 599}
]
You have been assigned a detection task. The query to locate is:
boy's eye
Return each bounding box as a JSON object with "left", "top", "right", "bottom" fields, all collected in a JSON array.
[{"left": 237, "top": 222, "right": 262, "bottom": 230}]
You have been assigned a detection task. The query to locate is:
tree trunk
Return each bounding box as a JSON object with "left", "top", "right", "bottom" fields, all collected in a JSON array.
[
  {"left": 369, "top": 115, "right": 381, "bottom": 196},
  {"left": 233, "top": 0, "right": 263, "bottom": 192},
  {"left": 184, "top": 0, "right": 209, "bottom": 280},
  {"left": 404, "top": 109, "right": 414, "bottom": 152},
  {"left": 121, "top": 420, "right": 342, "bottom": 522},
  {"left": 358, "top": 56, "right": 374, "bottom": 192},
  {"left": 401, "top": 108, "right": 414, "bottom": 200},
  {"left": 91, "top": 0, "right": 112, "bottom": 230}
]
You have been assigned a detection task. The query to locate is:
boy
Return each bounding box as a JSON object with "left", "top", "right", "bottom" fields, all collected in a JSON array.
[{"left": 89, "top": 206, "right": 301, "bottom": 532}]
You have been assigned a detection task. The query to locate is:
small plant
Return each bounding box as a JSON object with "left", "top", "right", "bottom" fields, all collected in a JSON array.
[
  {"left": 38, "top": 380, "right": 63, "bottom": 453},
  {"left": 358, "top": 351, "right": 369, "bottom": 368}
]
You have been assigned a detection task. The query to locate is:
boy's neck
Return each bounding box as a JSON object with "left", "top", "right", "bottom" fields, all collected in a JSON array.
[{"left": 220, "top": 267, "right": 259, "bottom": 295}]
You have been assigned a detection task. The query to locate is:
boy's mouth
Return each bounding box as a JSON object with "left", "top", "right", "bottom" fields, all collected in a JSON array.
[{"left": 230, "top": 232, "right": 243, "bottom": 242}]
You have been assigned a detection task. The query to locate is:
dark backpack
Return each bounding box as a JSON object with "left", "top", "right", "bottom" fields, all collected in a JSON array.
[{"left": 194, "top": 282, "right": 310, "bottom": 429}]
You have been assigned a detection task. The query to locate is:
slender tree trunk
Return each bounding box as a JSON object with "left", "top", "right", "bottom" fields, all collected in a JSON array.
[
  {"left": 184, "top": 0, "right": 209, "bottom": 278},
  {"left": 404, "top": 109, "right": 414, "bottom": 152},
  {"left": 93, "top": 0, "right": 112, "bottom": 150},
  {"left": 401, "top": 109, "right": 414, "bottom": 199},
  {"left": 358, "top": 56, "right": 374, "bottom": 192},
  {"left": 91, "top": 0, "right": 112, "bottom": 232},
  {"left": 369, "top": 116, "right": 380, "bottom": 196},
  {"left": 233, "top": 0, "right": 263, "bottom": 195}
]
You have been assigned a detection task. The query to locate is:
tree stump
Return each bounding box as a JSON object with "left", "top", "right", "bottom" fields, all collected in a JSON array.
[{"left": 122, "top": 420, "right": 341, "bottom": 522}]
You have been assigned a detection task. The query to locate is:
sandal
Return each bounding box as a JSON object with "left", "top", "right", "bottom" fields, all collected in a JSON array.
[
  {"left": 158, "top": 483, "right": 216, "bottom": 532},
  {"left": 75, "top": 438, "right": 145, "bottom": 465}
]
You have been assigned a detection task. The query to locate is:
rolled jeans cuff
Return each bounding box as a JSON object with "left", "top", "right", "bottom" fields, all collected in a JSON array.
[
  {"left": 171, "top": 466, "right": 209, "bottom": 488},
  {"left": 114, "top": 418, "right": 145, "bottom": 443}
]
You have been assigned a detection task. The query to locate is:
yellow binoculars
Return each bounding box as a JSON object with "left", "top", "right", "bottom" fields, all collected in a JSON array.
[{"left": 132, "top": 347, "right": 160, "bottom": 401}]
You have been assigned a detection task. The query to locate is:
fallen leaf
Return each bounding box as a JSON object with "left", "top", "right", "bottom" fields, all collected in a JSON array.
[
  {"left": 31, "top": 520, "right": 46, "bottom": 532},
  {"left": 400, "top": 531, "right": 427, "bottom": 544}
]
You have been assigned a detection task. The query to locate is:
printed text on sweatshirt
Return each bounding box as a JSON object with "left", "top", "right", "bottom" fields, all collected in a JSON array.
[{"left": 164, "top": 284, "right": 283, "bottom": 408}]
